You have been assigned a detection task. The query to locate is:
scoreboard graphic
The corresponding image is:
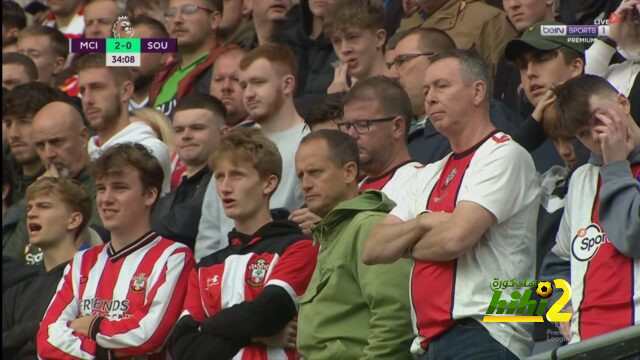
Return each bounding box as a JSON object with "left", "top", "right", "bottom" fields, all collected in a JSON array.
[{"left": 69, "top": 16, "right": 176, "bottom": 67}]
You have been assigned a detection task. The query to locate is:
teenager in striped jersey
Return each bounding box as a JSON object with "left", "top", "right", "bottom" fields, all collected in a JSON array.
[
  {"left": 171, "top": 129, "right": 318, "bottom": 360},
  {"left": 37, "top": 143, "right": 194, "bottom": 359}
]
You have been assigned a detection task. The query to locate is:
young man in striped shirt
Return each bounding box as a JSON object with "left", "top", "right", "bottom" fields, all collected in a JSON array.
[
  {"left": 37, "top": 143, "right": 194, "bottom": 359},
  {"left": 171, "top": 129, "right": 318, "bottom": 359}
]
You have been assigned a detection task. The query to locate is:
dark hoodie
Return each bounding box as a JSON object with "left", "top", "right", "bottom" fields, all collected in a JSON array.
[
  {"left": 171, "top": 219, "right": 317, "bottom": 360},
  {"left": 277, "top": 0, "right": 338, "bottom": 119}
]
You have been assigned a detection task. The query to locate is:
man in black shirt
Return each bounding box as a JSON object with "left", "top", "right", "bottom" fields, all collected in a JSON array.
[
  {"left": 151, "top": 93, "right": 227, "bottom": 249},
  {"left": 2, "top": 177, "right": 92, "bottom": 359}
]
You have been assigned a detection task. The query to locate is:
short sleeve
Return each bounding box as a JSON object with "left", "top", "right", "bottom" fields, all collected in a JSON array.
[
  {"left": 389, "top": 165, "right": 439, "bottom": 221},
  {"left": 265, "top": 240, "right": 319, "bottom": 308},
  {"left": 457, "top": 140, "right": 540, "bottom": 223}
]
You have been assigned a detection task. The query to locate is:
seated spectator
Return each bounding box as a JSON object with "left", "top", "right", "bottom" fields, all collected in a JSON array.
[
  {"left": 130, "top": 15, "right": 171, "bottom": 111},
  {"left": 77, "top": 54, "right": 171, "bottom": 194},
  {"left": 2, "top": 52, "right": 38, "bottom": 89},
  {"left": 585, "top": 0, "right": 640, "bottom": 123},
  {"left": 303, "top": 92, "right": 343, "bottom": 131},
  {"left": 363, "top": 50, "right": 540, "bottom": 359},
  {"left": 171, "top": 128, "right": 317, "bottom": 359},
  {"left": 279, "top": 0, "right": 338, "bottom": 118},
  {"left": 325, "top": 0, "right": 388, "bottom": 93},
  {"left": 41, "top": 0, "right": 86, "bottom": 39},
  {"left": 37, "top": 143, "right": 194, "bottom": 359},
  {"left": 505, "top": 21, "right": 586, "bottom": 171},
  {"left": 2, "top": 1, "right": 27, "bottom": 44},
  {"left": 540, "top": 75, "right": 640, "bottom": 343},
  {"left": 218, "top": 0, "right": 254, "bottom": 49},
  {"left": 296, "top": 130, "right": 413, "bottom": 359},
  {"left": 209, "top": 47, "right": 252, "bottom": 129},
  {"left": 83, "top": 0, "right": 121, "bottom": 39},
  {"left": 3, "top": 177, "right": 91, "bottom": 359},
  {"left": 398, "top": 0, "right": 517, "bottom": 76},
  {"left": 495, "top": 0, "right": 556, "bottom": 114},
  {"left": 151, "top": 0, "right": 231, "bottom": 118},
  {"left": 195, "top": 43, "right": 306, "bottom": 260},
  {"left": 17, "top": 25, "right": 68, "bottom": 89},
  {"left": 151, "top": 94, "right": 226, "bottom": 250}
]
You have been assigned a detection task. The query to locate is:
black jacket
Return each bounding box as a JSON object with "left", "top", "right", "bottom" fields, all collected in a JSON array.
[
  {"left": 3, "top": 262, "right": 68, "bottom": 360},
  {"left": 151, "top": 168, "right": 212, "bottom": 250},
  {"left": 277, "top": 0, "right": 337, "bottom": 119}
]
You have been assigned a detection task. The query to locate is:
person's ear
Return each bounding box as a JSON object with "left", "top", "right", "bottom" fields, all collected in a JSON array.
[
  {"left": 617, "top": 93, "right": 631, "bottom": 113},
  {"left": 569, "top": 58, "right": 584, "bottom": 77},
  {"left": 343, "top": 161, "right": 358, "bottom": 184},
  {"left": 144, "top": 186, "right": 159, "bottom": 207},
  {"left": 52, "top": 56, "right": 67, "bottom": 75},
  {"left": 472, "top": 80, "right": 487, "bottom": 107},
  {"left": 375, "top": 28, "right": 387, "bottom": 50},
  {"left": 67, "top": 212, "right": 83, "bottom": 233},
  {"left": 242, "top": 0, "right": 252, "bottom": 16},
  {"left": 2, "top": 184, "right": 9, "bottom": 202},
  {"left": 120, "top": 79, "right": 134, "bottom": 103},
  {"left": 392, "top": 116, "right": 406, "bottom": 139},
  {"left": 263, "top": 174, "right": 279, "bottom": 196},
  {"left": 210, "top": 9, "right": 223, "bottom": 32},
  {"left": 7, "top": 27, "right": 20, "bottom": 39},
  {"left": 79, "top": 126, "right": 89, "bottom": 143},
  {"left": 221, "top": 125, "right": 230, "bottom": 135},
  {"left": 282, "top": 74, "right": 296, "bottom": 96}
]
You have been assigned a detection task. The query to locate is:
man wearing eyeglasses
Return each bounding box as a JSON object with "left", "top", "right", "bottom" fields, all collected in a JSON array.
[{"left": 150, "top": 0, "right": 232, "bottom": 119}]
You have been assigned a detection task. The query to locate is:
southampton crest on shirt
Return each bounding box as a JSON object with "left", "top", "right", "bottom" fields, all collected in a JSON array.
[
  {"left": 247, "top": 258, "right": 269, "bottom": 287},
  {"left": 442, "top": 168, "right": 458, "bottom": 190},
  {"left": 130, "top": 273, "right": 147, "bottom": 293}
]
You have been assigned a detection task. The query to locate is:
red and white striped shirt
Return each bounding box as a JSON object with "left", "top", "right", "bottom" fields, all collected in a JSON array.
[{"left": 37, "top": 232, "right": 194, "bottom": 359}]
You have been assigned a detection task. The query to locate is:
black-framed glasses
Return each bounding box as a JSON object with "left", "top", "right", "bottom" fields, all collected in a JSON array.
[
  {"left": 164, "top": 4, "right": 214, "bottom": 18},
  {"left": 389, "top": 52, "right": 436, "bottom": 68},
  {"left": 337, "top": 116, "right": 397, "bottom": 134}
]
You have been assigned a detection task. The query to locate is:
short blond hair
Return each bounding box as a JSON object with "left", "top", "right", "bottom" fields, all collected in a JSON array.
[{"left": 131, "top": 108, "right": 175, "bottom": 153}]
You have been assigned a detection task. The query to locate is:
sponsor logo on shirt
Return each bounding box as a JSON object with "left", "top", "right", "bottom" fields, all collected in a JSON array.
[
  {"left": 82, "top": 298, "right": 130, "bottom": 318},
  {"left": 571, "top": 223, "right": 609, "bottom": 261}
]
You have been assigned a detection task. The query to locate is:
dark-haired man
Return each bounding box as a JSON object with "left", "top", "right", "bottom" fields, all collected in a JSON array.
[
  {"left": 296, "top": 129, "right": 413, "bottom": 359},
  {"left": 37, "top": 143, "right": 194, "bottom": 359},
  {"left": 2, "top": 52, "right": 38, "bottom": 89},
  {"left": 151, "top": 94, "right": 226, "bottom": 249},
  {"left": 2, "top": 1, "right": 27, "bottom": 43}
]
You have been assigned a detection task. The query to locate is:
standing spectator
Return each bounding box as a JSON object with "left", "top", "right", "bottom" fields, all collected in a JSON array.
[
  {"left": 363, "top": 50, "right": 540, "bottom": 360},
  {"left": 42, "top": 0, "right": 86, "bottom": 39},
  {"left": 78, "top": 54, "right": 171, "bottom": 194},
  {"left": 151, "top": 0, "right": 230, "bottom": 118},
  {"left": 296, "top": 130, "right": 414, "bottom": 359},
  {"left": 279, "top": 0, "right": 338, "bottom": 118},
  {"left": 495, "top": 0, "right": 556, "bottom": 115},
  {"left": 209, "top": 47, "right": 251, "bottom": 128},
  {"left": 540, "top": 75, "right": 640, "bottom": 343},
  {"left": 83, "top": 0, "right": 121, "bottom": 39},
  {"left": 151, "top": 94, "right": 226, "bottom": 250},
  {"left": 2, "top": 52, "right": 38, "bottom": 89},
  {"left": 397, "top": 0, "right": 517, "bottom": 76},
  {"left": 324, "top": 0, "right": 388, "bottom": 93},
  {"left": 37, "top": 144, "right": 194, "bottom": 359},
  {"left": 195, "top": 43, "right": 306, "bottom": 260},
  {"left": 17, "top": 25, "right": 68, "bottom": 88},
  {"left": 130, "top": 16, "right": 172, "bottom": 111},
  {"left": 3, "top": 177, "right": 91, "bottom": 359},
  {"left": 171, "top": 129, "right": 318, "bottom": 359},
  {"left": 2, "top": 1, "right": 27, "bottom": 43}
]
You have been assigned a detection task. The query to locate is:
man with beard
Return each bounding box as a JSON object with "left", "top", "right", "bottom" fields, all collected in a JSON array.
[
  {"left": 77, "top": 54, "right": 171, "bottom": 194},
  {"left": 151, "top": 0, "right": 230, "bottom": 118},
  {"left": 209, "top": 47, "right": 252, "bottom": 129},
  {"left": 130, "top": 16, "right": 172, "bottom": 111}
]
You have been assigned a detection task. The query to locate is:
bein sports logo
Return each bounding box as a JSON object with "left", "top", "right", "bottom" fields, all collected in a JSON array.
[{"left": 571, "top": 224, "right": 609, "bottom": 261}]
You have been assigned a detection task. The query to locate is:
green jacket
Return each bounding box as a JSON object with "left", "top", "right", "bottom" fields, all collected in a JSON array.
[{"left": 297, "top": 190, "right": 413, "bottom": 360}]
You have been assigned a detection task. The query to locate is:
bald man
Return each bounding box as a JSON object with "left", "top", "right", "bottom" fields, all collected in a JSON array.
[
  {"left": 83, "top": 0, "right": 121, "bottom": 39},
  {"left": 210, "top": 48, "right": 250, "bottom": 128},
  {"left": 6, "top": 101, "right": 103, "bottom": 266}
]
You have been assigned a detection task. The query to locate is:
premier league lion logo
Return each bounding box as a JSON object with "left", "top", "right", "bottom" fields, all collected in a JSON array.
[{"left": 112, "top": 15, "right": 134, "bottom": 38}]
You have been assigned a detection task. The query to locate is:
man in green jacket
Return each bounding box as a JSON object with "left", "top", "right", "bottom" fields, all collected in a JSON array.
[{"left": 295, "top": 129, "right": 413, "bottom": 359}]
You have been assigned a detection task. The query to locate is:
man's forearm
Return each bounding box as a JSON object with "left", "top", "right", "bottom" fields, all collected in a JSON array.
[{"left": 362, "top": 217, "right": 425, "bottom": 265}]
